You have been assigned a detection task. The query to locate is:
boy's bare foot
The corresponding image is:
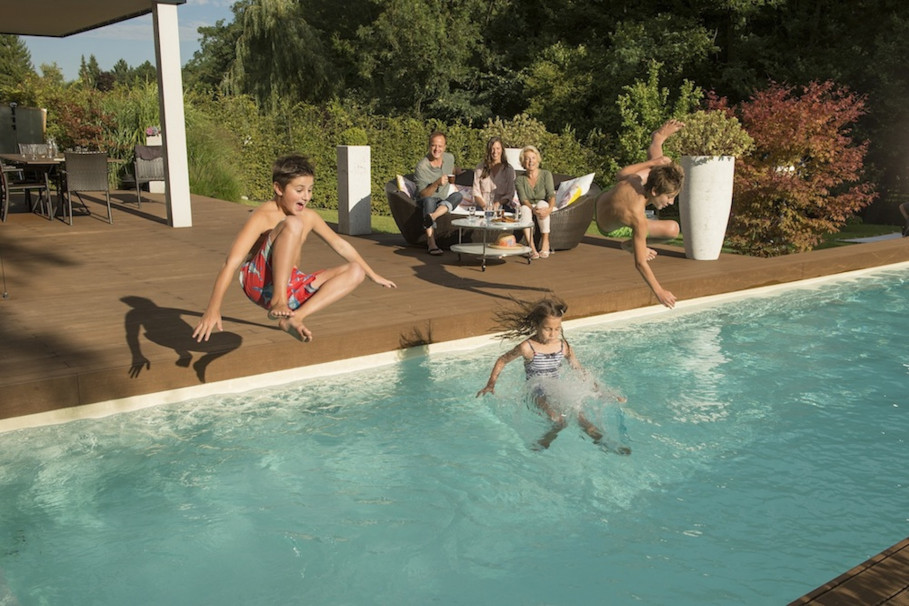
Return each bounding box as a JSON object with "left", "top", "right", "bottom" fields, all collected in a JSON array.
[
  {"left": 268, "top": 307, "right": 293, "bottom": 320},
  {"left": 278, "top": 318, "right": 312, "bottom": 342}
]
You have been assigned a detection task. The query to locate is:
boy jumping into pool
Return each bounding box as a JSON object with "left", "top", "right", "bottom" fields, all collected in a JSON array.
[
  {"left": 193, "top": 154, "right": 396, "bottom": 343},
  {"left": 595, "top": 119, "right": 685, "bottom": 308}
]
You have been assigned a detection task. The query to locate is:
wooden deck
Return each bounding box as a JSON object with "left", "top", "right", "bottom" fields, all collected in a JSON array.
[
  {"left": 1, "top": 191, "right": 908, "bottom": 602},
  {"left": 1, "top": 190, "right": 907, "bottom": 420},
  {"left": 789, "top": 537, "right": 909, "bottom": 605}
]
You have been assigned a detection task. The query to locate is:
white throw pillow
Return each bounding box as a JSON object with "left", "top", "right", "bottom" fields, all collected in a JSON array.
[
  {"left": 396, "top": 174, "right": 417, "bottom": 198},
  {"left": 555, "top": 173, "right": 595, "bottom": 209}
]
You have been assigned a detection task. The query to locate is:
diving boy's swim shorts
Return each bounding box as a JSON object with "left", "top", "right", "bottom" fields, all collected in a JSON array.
[{"left": 239, "top": 234, "right": 322, "bottom": 310}]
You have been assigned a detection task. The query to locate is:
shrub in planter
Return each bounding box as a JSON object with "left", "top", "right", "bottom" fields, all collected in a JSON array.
[
  {"left": 663, "top": 110, "right": 753, "bottom": 259},
  {"left": 664, "top": 109, "right": 753, "bottom": 158}
]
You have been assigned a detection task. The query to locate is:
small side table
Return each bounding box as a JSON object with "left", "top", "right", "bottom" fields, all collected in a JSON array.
[{"left": 450, "top": 216, "right": 534, "bottom": 271}]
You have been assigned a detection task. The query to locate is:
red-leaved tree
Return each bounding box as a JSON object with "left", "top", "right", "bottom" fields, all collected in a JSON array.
[{"left": 718, "top": 81, "right": 876, "bottom": 256}]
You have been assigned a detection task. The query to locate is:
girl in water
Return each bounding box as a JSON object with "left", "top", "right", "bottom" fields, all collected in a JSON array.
[{"left": 477, "top": 296, "right": 629, "bottom": 453}]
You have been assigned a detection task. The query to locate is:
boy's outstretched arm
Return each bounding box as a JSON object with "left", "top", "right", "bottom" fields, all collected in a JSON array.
[
  {"left": 312, "top": 216, "right": 397, "bottom": 288},
  {"left": 630, "top": 216, "right": 677, "bottom": 308},
  {"left": 193, "top": 211, "right": 271, "bottom": 342}
]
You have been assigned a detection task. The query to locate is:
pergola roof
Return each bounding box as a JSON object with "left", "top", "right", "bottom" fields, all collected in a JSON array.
[{"left": 0, "top": 0, "right": 185, "bottom": 37}]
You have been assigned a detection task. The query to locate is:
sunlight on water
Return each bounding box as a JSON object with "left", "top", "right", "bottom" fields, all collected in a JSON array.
[{"left": 0, "top": 267, "right": 907, "bottom": 605}]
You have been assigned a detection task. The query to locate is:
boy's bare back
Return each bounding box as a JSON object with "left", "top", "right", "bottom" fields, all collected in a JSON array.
[{"left": 595, "top": 177, "right": 648, "bottom": 234}]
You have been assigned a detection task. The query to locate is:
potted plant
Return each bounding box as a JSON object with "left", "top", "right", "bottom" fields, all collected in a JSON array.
[{"left": 664, "top": 110, "right": 753, "bottom": 260}]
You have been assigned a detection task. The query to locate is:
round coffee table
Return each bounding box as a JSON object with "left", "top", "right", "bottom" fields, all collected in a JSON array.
[{"left": 450, "top": 216, "right": 534, "bottom": 271}]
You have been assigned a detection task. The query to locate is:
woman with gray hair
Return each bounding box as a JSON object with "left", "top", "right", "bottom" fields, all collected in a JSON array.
[{"left": 514, "top": 145, "right": 556, "bottom": 259}]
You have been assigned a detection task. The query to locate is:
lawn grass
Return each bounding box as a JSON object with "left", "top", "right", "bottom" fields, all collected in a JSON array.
[{"left": 815, "top": 220, "right": 901, "bottom": 249}]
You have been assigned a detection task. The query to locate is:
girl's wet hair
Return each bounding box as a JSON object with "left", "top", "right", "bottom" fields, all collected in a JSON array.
[
  {"left": 494, "top": 296, "right": 568, "bottom": 341},
  {"left": 273, "top": 154, "right": 315, "bottom": 189}
]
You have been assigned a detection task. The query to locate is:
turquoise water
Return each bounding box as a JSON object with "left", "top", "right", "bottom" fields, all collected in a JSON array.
[{"left": 1, "top": 268, "right": 907, "bottom": 605}]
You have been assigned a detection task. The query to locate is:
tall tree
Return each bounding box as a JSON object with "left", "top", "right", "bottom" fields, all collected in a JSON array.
[
  {"left": 78, "top": 54, "right": 102, "bottom": 89},
  {"left": 353, "top": 0, "right": 485, "bottom": 119},
  {"left": 184, "top": 1, "right": 249, "bottom": 93},
  {"left": 0, "top": 35, "right": 35, "bottom": 91},
  {"left": 228, "top": 0, "right": 336, "bottom": 105}
]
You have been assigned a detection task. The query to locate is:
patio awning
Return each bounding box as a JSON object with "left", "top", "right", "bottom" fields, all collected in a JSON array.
[{"left": 0, "top": 0, "right": 185, "bottom": 38}]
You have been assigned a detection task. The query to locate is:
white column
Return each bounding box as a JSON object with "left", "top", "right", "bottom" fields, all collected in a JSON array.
[
  {"left": 153, "top": 2, "right": 192, "bottom": 228},
  {"left": 336, "top": 145, "right": 371, "bottom": 235}
]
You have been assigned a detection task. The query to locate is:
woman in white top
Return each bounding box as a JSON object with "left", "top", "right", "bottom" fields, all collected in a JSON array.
[{"left": 472, "top": 136, "right": 516, "bottom": 211}]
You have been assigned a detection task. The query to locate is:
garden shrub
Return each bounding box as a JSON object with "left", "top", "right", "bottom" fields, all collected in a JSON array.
[
  {"left": 615, "top": 61, "right": 702, "bottom": 167},
  {"left": 723, "top": 81, "right": 877, "bottom": 256},
  {"left": 6, "top": 74, "right": 616, "bottom": 216},
  {"left": 184, "top": 106, "right": 244, "bottom": 202},
  {"left": 663, "top": 109, "right": 753, "bottom": 158}
]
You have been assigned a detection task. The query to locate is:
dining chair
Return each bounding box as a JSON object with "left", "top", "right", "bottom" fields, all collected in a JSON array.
[
  {"left": 1, "top": 160, "right": 52, "bottom": 222},
  {"left": 133, "top": 144, "right": 165, "bottom": 207},
  {"left": 63, "top": 151, "right": 112, "bottom": 225}
]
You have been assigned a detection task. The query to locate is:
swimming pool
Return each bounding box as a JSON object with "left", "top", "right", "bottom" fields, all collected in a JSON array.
[{"left": 1, "top": 267, "right": 907, "bottom": 605}]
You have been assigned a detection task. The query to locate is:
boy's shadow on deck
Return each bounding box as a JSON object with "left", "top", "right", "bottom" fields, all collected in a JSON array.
[{"left": 121, "top": 296, "right": 268, "bottom": 383}]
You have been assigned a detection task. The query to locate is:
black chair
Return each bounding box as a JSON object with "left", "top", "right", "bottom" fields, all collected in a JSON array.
[
  {"left": 0, "top": 160, "right": 51, "bottom": 222},
  {"left": 63, "top": 151, "right": 112, "bottom": 224},
  {"left": 133, "top": 144, "right": 165, "bottom": 207}
]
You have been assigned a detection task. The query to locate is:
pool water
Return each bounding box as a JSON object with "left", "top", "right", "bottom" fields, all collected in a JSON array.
[{"left": 1, "top": 268, "right": 907, "bottom": 605}]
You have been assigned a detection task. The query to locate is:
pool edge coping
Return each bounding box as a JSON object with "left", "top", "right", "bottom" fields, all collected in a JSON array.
[{"left": 3, "top": 260, "right": 907, "bottom": 434}]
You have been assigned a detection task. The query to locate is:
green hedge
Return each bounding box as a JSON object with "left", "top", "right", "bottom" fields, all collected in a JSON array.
[{"left": 9, "top": 77, "right": 617, "bottom": 213}]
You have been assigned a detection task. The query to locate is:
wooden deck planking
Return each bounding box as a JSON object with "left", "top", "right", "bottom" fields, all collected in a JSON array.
[
  {"left": 790, "top": 537, "right": 909, "bottom": 605},
  {"left": 2, "top": 190, "right": 909, "bottom": 418}
]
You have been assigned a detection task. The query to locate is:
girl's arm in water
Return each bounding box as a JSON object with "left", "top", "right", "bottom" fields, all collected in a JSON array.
[{"left": 477, "top": 341, "right": 527, "bottom": 396}]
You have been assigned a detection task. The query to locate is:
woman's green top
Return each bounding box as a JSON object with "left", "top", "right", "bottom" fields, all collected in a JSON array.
[{"left": 515, "top": 169, "right": 555, "bottom": 205}]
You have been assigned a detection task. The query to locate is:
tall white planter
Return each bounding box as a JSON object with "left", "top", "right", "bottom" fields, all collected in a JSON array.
[{"left": 679, "top": 155, "right": 736, "bottom": 260}]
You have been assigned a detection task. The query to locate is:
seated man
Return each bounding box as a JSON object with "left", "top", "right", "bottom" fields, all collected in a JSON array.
[
  {"left": 415, "top": 131, "right": 462, "bottom": 255},
  {"left": 595, "top": 120, "right": 685, "bottom": 308}
]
